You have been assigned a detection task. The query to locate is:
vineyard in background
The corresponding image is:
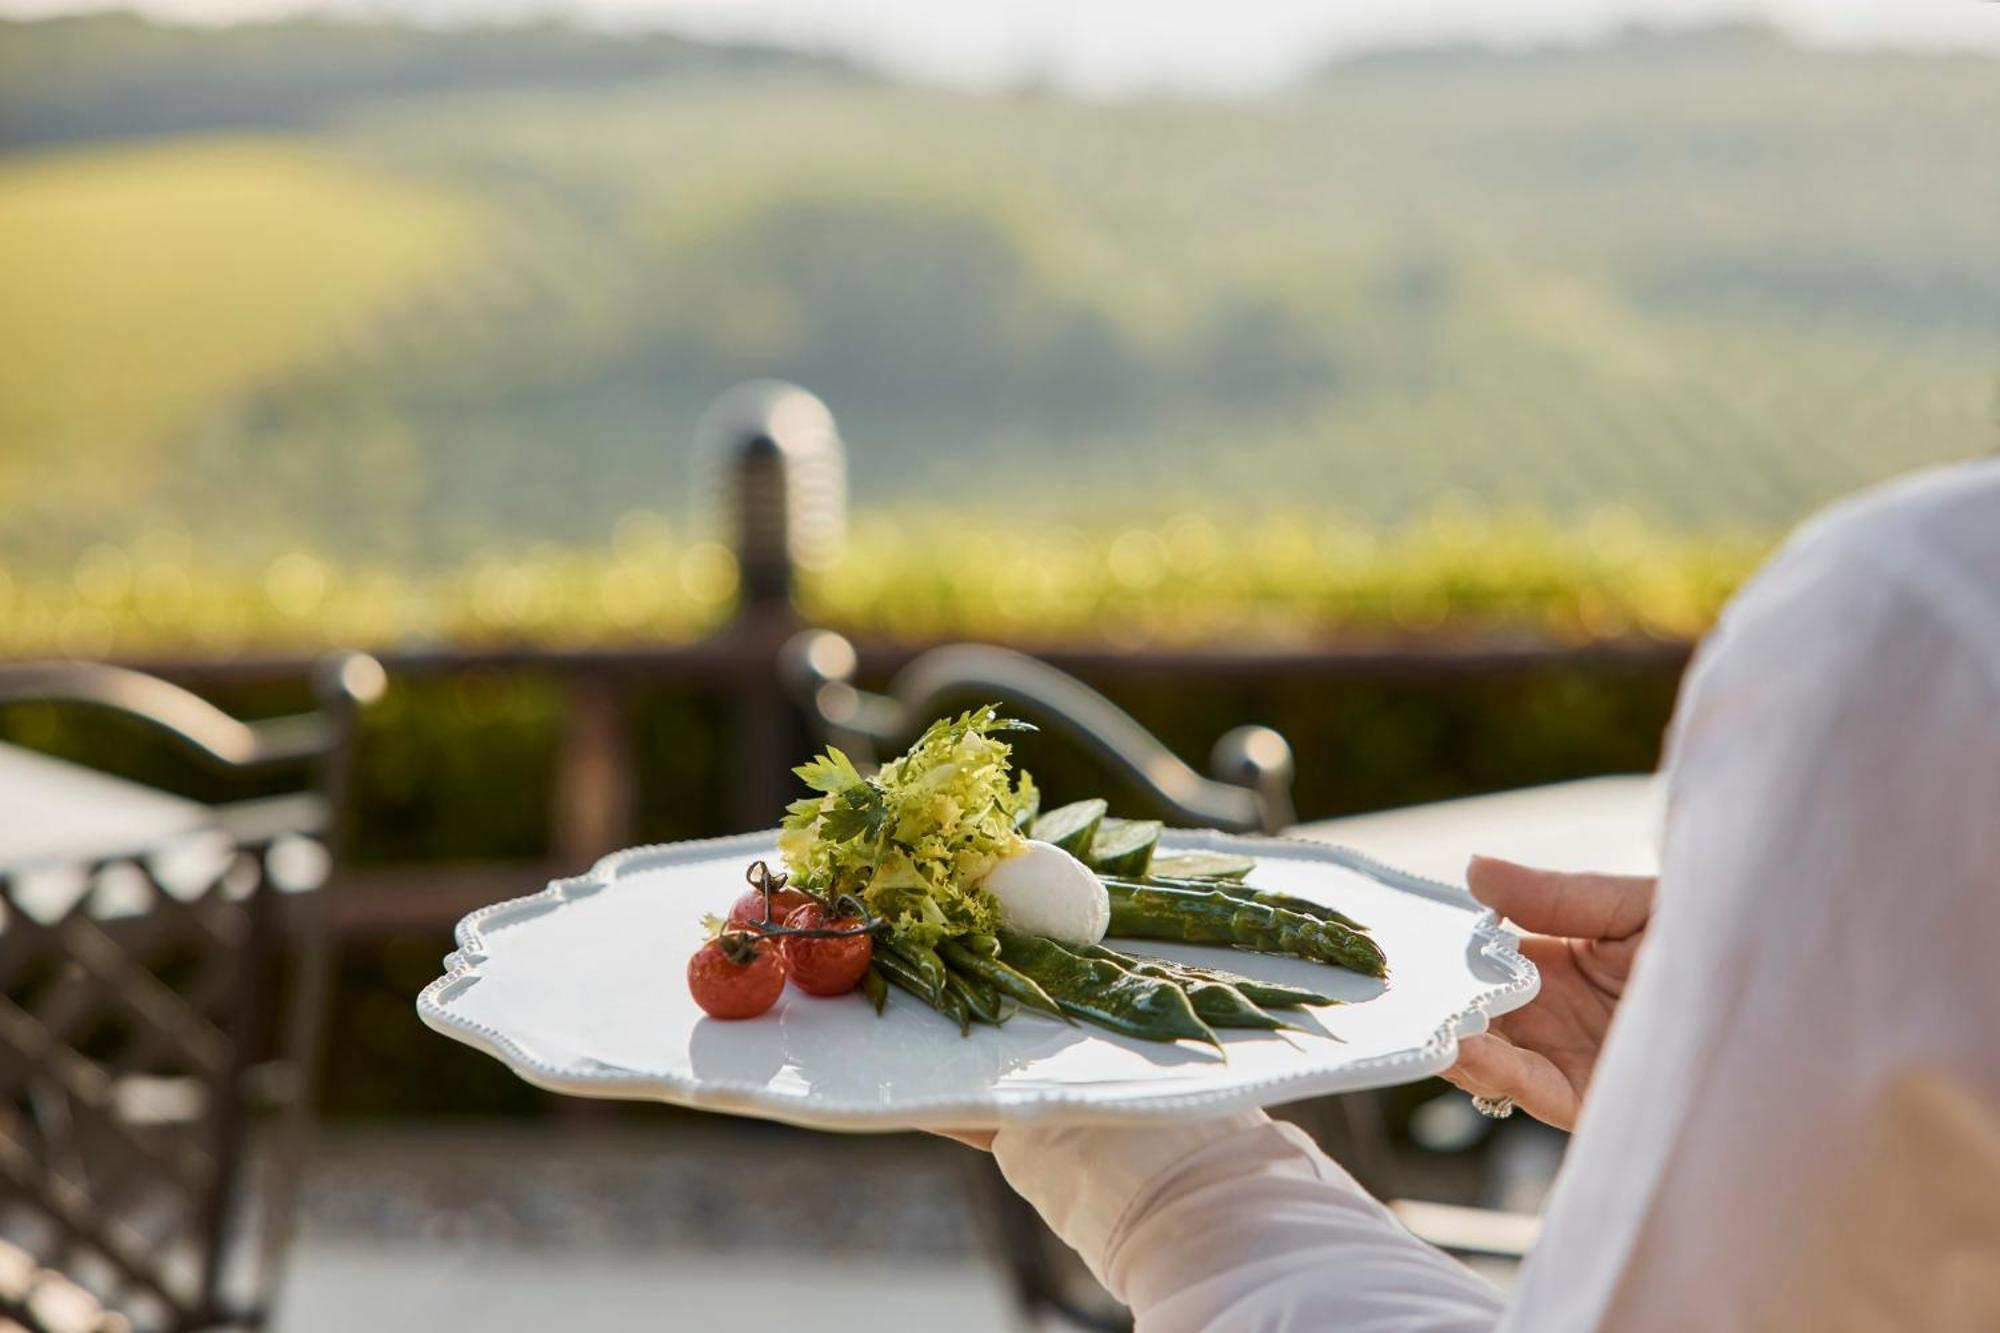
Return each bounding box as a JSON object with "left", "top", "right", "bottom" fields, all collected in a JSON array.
[{"left": 1, "top": 17, "right": 1996, "bottom": 651}]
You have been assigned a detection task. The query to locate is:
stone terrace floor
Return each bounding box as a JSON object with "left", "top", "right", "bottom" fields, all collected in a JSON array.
[{"left": 275, "top": 1111, "right": 1548, "bottom": 1332}]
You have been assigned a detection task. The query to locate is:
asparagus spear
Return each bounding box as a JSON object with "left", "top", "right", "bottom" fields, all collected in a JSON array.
[
  {"left": 997, "top": 933, "right": 1221, "bottom": 1047},
  {"left": 1102, "top": 881, "right": 1388, "bottom": 979},
  {"left": 1078, "top": 944, "right": 1338, "bottom": 1009},
  {"left": 1078, "top": 946, "right": 1289, "bottom": 1031},
  {"left": 1147, "top": 956, "right": 1341, "bottom": 1009},
  {"left": 1135, "top": 875, "right": 1372, "bottom": 935}
]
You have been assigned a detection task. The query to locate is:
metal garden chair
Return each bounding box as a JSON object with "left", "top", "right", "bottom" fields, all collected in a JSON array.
[{"left": 0, "top": 655, "right": 382, "bottom": 1332}]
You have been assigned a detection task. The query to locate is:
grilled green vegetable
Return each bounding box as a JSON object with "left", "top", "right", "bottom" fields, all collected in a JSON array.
[
  {"left": 1101, "top": 879, "right": 1388, "bottom": 978},
  {"left": 873, "top": 946, "right": 969, "bottom": 1032},
  {"left": 1142, "top": 956, "right": 1341, "bottom": 1009},
  {"left": 884, "top": 937, "right": 951, "bottom": 1001},
  {"left": 1031, "top": 799, "right": 1107, "bottom": 857},
  {"left": 861, "top": 964, "right": 889, "bottom": 1015},
  {"left": 942, "top": 984, "right": 973, "bottom": 1035},
  {"left": 997, "top": 932, "right": 1220, "bottom": 1046},
  {"left": 940, "top": 940, "right": 1069, "bottom": 1021},
  {"left": 1187, "top": 882, "right": 1373, "bottom": 936},
  {"left": 945, "top": 967, "right": 1012, "bottom": 1026},
  {"left": 1086, "top": 818, "right": 1162, "bottom": 877},
  {"left": 1079, "top": 946, "right": 1288, "bottom": 1031},
  {"left": 1147, "top": 852, "right": 1257, "bottom": 882}
]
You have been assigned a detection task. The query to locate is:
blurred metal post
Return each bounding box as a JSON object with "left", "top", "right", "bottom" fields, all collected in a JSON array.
[
  {"left": 552, "top": 673, "right": 637, "bottom": 869},
  {"left": 695, "top": 380, "right": 847, "bottom": 827}
]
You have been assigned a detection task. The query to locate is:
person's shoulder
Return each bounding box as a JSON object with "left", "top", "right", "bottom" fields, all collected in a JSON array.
[
  {"left": 1765, "top": 458, "right": 2000, "bottom": 668},
  {"left": 1666, "top": 461, "right": 2000, "bottom": 774},
  {"left": 1786, "top": 459, "right": 2000, "bottom": 571}
]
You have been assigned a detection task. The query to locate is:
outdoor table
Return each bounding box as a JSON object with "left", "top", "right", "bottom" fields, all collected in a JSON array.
[
  {"left": 0, "top": 740, "right": 215, "bottom": 872},
  {"left": 1290, "top": 774, "right": 1661, "bottom": 887},
  {"left": 0, "top": 739, "right": 232, "bottom": 926}
]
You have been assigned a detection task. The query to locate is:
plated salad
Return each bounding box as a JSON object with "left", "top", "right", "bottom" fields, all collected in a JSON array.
[{"left": 685, "top": 707, "right": 1387, "bottom": 1045}]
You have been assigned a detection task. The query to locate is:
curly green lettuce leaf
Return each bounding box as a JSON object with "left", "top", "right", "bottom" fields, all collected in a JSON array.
[{"left": 778, "top": 706, "right": 1037, "bottom": 948}]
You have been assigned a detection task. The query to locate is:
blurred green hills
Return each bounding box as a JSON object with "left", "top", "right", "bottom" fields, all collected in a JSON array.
[{"left": 2, "top": 15, "right": 1995, "bottom": 572}]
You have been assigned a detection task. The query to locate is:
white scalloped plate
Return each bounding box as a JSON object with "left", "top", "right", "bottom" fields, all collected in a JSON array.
[{"left": 417, "top": 830, "right": 1537, "bottom": 1132}]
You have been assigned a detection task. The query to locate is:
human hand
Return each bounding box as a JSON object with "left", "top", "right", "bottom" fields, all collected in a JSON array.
[
  {"left": 929, "top": 1128, "right": 995, "bottom": 1152},
  {"left": 1442, "top": 856, "right": 1655, "bottom": 1132}
]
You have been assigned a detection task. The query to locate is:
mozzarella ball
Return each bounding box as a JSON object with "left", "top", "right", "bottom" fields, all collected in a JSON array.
[{"left": 979, "top": 839, "right": 1110, "bottom": 947}]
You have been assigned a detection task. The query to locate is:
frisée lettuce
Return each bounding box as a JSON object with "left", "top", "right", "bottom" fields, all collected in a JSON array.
[{"left": 778, "top": 706, "right": 1038, "bottom": 948}]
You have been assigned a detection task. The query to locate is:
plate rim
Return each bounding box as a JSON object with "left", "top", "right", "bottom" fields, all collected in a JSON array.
[{"left": 416, "top": 829, "right": 1539, "bottom": 1130}]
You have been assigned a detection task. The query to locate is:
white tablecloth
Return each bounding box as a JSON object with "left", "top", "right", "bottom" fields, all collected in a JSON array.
[
  {"left": 1290, "top": 774, "right": 1661, "bottom": 887},
  {"left": 0, "top": 741, "right": 214, "bottom": 872}
]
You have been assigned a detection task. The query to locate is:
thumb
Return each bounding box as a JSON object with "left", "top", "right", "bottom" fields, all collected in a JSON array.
[{"left": 1466, "top": 856, "right": 1653, "bottom": 941}]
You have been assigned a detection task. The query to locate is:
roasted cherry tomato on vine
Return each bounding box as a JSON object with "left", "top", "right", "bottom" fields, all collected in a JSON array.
[
  {"left": 687, "top": 930, "right": 786, "bottom": 1019},
  {"left": 726, "top": 884, "right": 814, "bottom": 931},
  {"left": 780, "top": 903, "right": 875, "bottom": 997}
]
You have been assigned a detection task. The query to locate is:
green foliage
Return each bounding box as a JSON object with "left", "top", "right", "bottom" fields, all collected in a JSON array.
[
  {"left": 0, "top": 504, "right": 1765, "bottom": 658},
  {"left": 779, "top": 707, "right": 1036, "bottom": 947}
]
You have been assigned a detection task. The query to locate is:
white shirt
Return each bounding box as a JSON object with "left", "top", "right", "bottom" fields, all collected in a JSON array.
[{"left": 992, "top": 461, "right": 2000, "bottom": 1331}]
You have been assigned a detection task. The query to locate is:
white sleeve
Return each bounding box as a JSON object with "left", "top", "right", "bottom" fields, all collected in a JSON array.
[
  {"left": 991, "top": 462, "right": 2000, "bottom": 1333},
  {"left": 1502, "top": 472, "right": 2000, "bottom": 1329},
  {"left": 992, "top": 1111, "right": 1504, "bottom": 1333}
]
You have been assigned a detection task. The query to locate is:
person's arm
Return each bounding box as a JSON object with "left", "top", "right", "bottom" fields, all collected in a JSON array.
[
  {"left": 987, "top": 855, "right": 1657, "bottom": 1332},
  {"left": 987, "top": 855, "right": 1653, "bottom": 1331},
  {"left": 991, "top": 1112, "right": 1505, "bottom": 1333},
  {"left": 989, "top": 465, "right": 2000, "bottom": 1331},
  {"left": 1502, "top": 491, "right": 2000, "bottom": 1328}
]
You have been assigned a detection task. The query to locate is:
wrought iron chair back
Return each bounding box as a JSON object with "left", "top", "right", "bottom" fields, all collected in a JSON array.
[
  {"left": 781, "top": 630, "right": 1296, "bottom": 832},
  {"left": 0, "top": 656, "right": 382, "bottom": 1333}
]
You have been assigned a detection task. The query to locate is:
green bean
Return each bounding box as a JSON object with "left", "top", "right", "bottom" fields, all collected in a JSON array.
[
  {"left": 861, "top": 963, "right": 888, "bottom": 1015},
  {"left": 1131, "top": 876, "right": 1372, "bottom": 935},
  {"left": 884, "top": 937, "right": 951, "bottom": 1001},
  {"left": 945, "top": 967, "right": 1009, "bottom": 1026},
  {"left": 939, "top": 941, "right": 1069, "bottom": 1021},
  {"left": 997, "top": 933, "right": 1220, "bottom": 1047},
  {"left": 1077, "top": 946, "right": 1289, "bottom": 1030},
  {"left": 872, "top": 946, "right": 966, "bottom": 1031},
  {"left": 942, "top": 983, "right": 973, "bottom": 1035},
  {"left": 1102, "top": 880, "right": 1388, "bottom": 978},
  {"left": 960, "top": 932, "right": 1002, "bottom": 958}
]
